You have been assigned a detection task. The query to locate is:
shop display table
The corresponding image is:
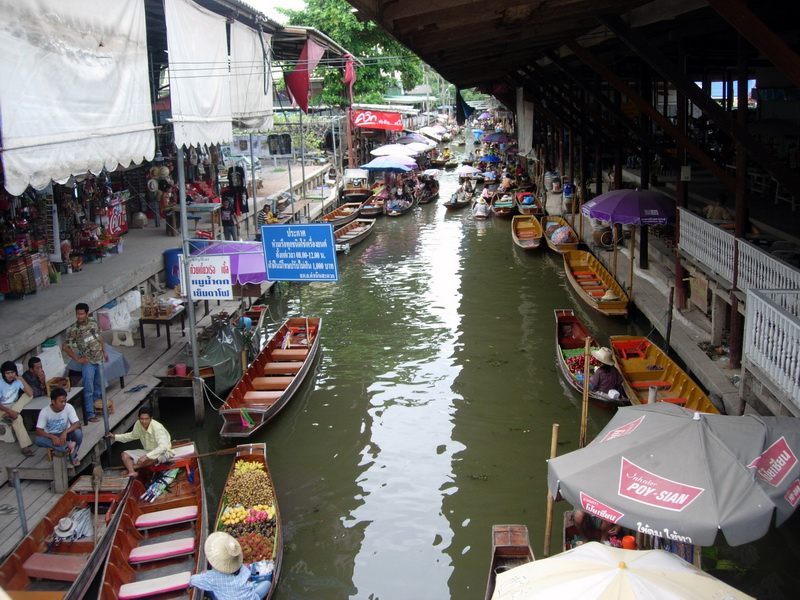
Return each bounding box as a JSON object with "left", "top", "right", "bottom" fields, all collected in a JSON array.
[
  {"left": 182, "top": 203, "right": 221, "bottom": 238},
  {"left": 139, "top": 306, "right": 185, "bottom": 349}
]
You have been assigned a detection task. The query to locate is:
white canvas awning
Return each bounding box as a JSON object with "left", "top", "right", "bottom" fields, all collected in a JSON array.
[
  {"left": 516, "top": 88, "right": 534, "bottom": 158},
  {"left": 165, "top": 0, "right": 233, "bottom": 148},
  {"left": 0, "top": 0, "right": 155, "bottom": 195},
  {"left": 230, "top": 21, "right": 273, "bottom": 131}
]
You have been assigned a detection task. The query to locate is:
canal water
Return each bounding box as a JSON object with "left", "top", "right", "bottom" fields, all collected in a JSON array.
[{"left": 161, "top": 166, "right": 800, "bottom": 599}]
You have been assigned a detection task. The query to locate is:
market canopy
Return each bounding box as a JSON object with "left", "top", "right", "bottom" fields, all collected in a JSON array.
[{"left": 0, "top": 0, "right": 155, "bottom": 195}]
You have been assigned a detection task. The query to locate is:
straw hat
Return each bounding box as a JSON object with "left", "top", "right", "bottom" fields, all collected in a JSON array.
[
  {"left": 591, "top": 347, "right": 615, "bottom": 366},
  {"left": 205, "top": 532, "right": 243, "bottom": 574},
  {"left": 54, "top": 517, "right": 76, "bottom": 538},
  {"left": 149, "top": 166, "right": 161, "bottom": 178},
  {"left": 600, "top": 290, "right": 619, "bottom": 301},
  {"left": 477, "top": 197, "right": 487, "bottom": 204},
  {"left": 501, "top": 194, "right": 511, "bottom": 201},
  {"left": 159, "top": 166, "right": 170, "bottom": 178}
]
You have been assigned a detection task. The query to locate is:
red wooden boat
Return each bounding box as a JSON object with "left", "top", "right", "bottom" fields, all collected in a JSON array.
[{"left": 485, "top": 524, "right": 534, "bottom": 600}]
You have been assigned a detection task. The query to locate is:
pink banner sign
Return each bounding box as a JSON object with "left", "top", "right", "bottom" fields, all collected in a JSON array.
[
  {"left": 748, "top": 437, "right": 798, "bottom": 487},
  {"left": 785, "top": 480, "right": 800, "bottom": 507},
  {"left": 618, "top": 457, "right": 704, "bottom": 511},
  {"left": 600, "top": 416, "right": 645, "bottom": 443},
  {"left": 579, "top": 492, "right": 624, "bottom": 523},
  {"left": 353, "top": 110, "right": 404, "bottom": 131}
]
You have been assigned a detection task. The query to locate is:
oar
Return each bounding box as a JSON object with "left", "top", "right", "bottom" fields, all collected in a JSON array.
[
  {"left": 92, "top": 464, "right": 103, "bottom": 547},
  {"left": 106, "top": 446, "right": 241, "bottom": 471}
]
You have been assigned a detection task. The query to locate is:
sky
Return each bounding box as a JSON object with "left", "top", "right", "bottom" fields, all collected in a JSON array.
[{"left": 247, "top": 0, "right": 304, "bottom": 24}]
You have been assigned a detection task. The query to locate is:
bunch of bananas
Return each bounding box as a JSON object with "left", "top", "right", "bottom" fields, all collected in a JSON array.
[
  {"left": 234, "top": 461, "right": 265, "bottom": 475},
  {"left": 220, "top": 504, "right": 249, "bottom": 525}
]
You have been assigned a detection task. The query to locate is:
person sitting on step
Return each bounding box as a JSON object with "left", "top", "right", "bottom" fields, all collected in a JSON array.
[
  {"left": 34, "top": 387, "right": 83, "bottom": 466},
  {"left": 0, "top": 361, "right": 37, "bottom": 457}
]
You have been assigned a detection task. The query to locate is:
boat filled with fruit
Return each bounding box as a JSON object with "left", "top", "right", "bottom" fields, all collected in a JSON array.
[{"left": 215, "top": 443, "right": 282, "bottom": 599}]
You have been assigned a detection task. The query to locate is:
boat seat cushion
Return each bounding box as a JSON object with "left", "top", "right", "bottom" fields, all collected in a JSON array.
[
  {"left": 118, "top": 571, "right": 192, "bottom": 600},
  {"left": 271, "top": 349, "right": 308, "bottom": 360},
  {"left": 23, "top": 553, "right": 87, "bottom": 582},
  {"left": 251, "top": 376, "right": 294, "bottom": 390},
  {"left": 128, "top": 536, "right": 195, "bottom": 563},
  {"left": 243, "top": 391, "right": 282, "bottom": 404},
  {"left": 261, "top": 362, "right": 302, "bottom": 375},
  {"left": 135, "top": 505, "right": 198, "bottom": 529},
  {"left": 630, "top": 381, "right": 672, "bottom": 389}
]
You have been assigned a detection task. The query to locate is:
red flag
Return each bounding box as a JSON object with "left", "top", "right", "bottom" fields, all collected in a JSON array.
[
  {"left": 285, "top": 39, "right": 325, "bottom": 113},
  {"left": 343, "top": 53, "right": 356, "bottom": 104}
]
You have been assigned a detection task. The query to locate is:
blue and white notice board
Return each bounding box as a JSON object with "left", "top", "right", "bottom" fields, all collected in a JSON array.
[{"left": 261, "top": 223, "right": 339, "bottom": 282}]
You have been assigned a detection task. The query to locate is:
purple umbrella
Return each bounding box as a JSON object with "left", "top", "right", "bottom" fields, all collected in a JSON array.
[
  {"left": 395, "top": 133, "right": 428, "bottom": 144},
  {"left": 480, "top": 132, "right": 510, "bottom": 143},
  {"left": 477, "top": 111, "right": 493, "bottom": 120},
  {"left": 581, "top": 189, "right": 675, "bottom": 301},
  {"left": 191, "top": 241, "right": 268, "bottom": 285}
]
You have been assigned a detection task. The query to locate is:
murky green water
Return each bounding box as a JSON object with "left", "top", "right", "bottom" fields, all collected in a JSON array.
[{"left": 162, "top": 169, "right": 800, "bottom": 600}]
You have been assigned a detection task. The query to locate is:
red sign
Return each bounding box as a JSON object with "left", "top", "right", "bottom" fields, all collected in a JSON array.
[
  {"left": 748, "top": 437, "right": 798, "bottom": 487},
  {"left": 618, "top": 457, "right": 704, "bottom": 511},
  {"left": 353, "top": 110, "right": 404, "bottom": 131},
  {"left": 107, "top": 197, "right": 128, "bottom": 236},
  {"left": 600, "top": 416, "right": 645, "bottom": 443},
  {"left": 579, "top": 492, "right": 624, "bottom": 523},
  {"left": 785, "top": 480, "right": 800, "bottom": 507}
]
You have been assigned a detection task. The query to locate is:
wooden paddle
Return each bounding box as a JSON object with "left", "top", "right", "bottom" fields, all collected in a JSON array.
[
  {"left": 107, "top": 446, "right": 240, "bottom": 470},
  {"left": 92, "top": 464, "right": 103, "bottom": 547}
]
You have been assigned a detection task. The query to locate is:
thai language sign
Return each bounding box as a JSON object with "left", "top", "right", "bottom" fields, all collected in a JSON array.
[
  {"left": 261, "top": 224, "right": 338, "bottom": 282},
  {"left": 748, "top": 437, "right": 798, "bottom": 487},
  {"left": 352, "top": 109, "right": 404, "bottom": 131},
  {"left": 180, "top": 255, "right": 233, "bottom": 300},
  {"left": 579, "top": 491, "right": 624, "bottom": 523}
]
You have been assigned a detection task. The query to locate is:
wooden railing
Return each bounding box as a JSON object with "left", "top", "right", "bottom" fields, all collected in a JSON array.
[
  {"left": 744, "top": 289, "right": 800, "bottom": 407},
  {"left": 677, "top": 207, "right": 735, "bottom": 284}
]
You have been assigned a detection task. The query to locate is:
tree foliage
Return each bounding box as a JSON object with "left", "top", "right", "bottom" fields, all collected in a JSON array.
[{"left": 279, "top": 0, "right": 423, "bottom": 106}]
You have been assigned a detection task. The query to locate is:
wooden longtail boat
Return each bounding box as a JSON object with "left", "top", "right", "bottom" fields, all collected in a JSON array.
[
  {"left": 490, "top": 193, "right": 515, "bottom": 218},
  {"left": 214, "top": 443, "right": 282, "bottom": 600},
  {"left": 485, "top": 524, "right": 534, "bottom": 600},
  {"left": 563, "top": 511, "right": 701, "bottom": 567},
  {"left": 511, "top": 215, "right": 543, "bottom": 250},
  {"left": 514, "top": 191, "right": 543, "bottom": 216},
  {"left": 443, "top": 192, "right": 471, "bottom": 210},
  {"left": 335, "top": 218, "right": 376, "bottom": 252},
  {"left": 563, "top": 250, "right": 628, "bottom": 317},
  {"left": 609, "top": 335, "right": 720, "bottom": 414},
  {"left": 417, "top": 179, "right": 440, "bottom": 204},
  {"left": 99, "top": 441, "right": 207, "bottom": 600},
  {"left": 385, "top": 194, "right": 417, "bottom": 217},
  {"left": 472, "top": 199, "right": 491, "bottom": 220},
  {"left": 360, "top": 189, "right": 386, "bottom": 217},
  {"left": 341, "top": 169, "right": 371, "bottom": 203},
  {"left": 541, "top": 215, "right": 579, "bottom": 253},
  {"left": 0, "top": 473, "right": 132, "bottom": 599},
  {"left": 220, "top": 317, "right": 322, "bottom": 438},
  {"left": 320, "top": 202, "right": 362, "bottom": 229},
  {"left": 554, "top": 309, "right": 630, "bottom": 409}
]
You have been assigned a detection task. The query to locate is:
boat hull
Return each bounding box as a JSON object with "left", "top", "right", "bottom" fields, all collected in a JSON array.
[
  {"left": 541, "top": 215, "right": 579, "bottom": 253},
  {"left": 511, "top": 215, "right": 542, "bottom": 250},
  {"left": 321, "top": 202, "right": 363, "bottom": 229},
  {"left": 515, "top": 191, "right": 543, "bottom": 216},
  {"left": 563, "top": 250, "right": 628, "bottom": 316},
  {"left": 554, "top": 309, "right": 630, "bottom": 408},
  {"left": 220, "top": 317, "right": 322, "bottom": 437},
  {"left": 609, "top": 335, "right": 720, "bottom": 413},
  {"left": 485, "top": 524, "right": 534, "bottom": 600},
  {"left": 335, "top": 218, "right": 376, "bottom": 252}
]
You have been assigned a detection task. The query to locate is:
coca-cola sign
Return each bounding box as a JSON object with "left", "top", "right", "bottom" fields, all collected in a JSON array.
[
  {"left": 352, "top": 110, "right": 404, "bottom": 131},
  {"left": 618, "top": 457, "right": 704, "bottom": 511},
  {"left": 107, "top": 197, "right": 128, "bottom": 236}
]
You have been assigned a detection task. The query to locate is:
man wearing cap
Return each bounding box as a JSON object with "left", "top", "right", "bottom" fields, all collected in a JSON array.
[
  {"left": 190, "top": 532, "right": 271, "bottom": 600},
  {"left": 589, "top": 347, "right": 625, "bottom": 397},
  {"left": 63, "top": 303, "right": 108, "bottom": 423},
  {"left": 34, "top": 387, "right": 83, "bottom": 466},
  {"left": 106, "top": 407, "right": 173, "bottom": 476}
]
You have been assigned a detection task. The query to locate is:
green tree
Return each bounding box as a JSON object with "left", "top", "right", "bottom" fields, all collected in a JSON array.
[{"left": 279, "top": 0, "right": 423, "bottom": 106}]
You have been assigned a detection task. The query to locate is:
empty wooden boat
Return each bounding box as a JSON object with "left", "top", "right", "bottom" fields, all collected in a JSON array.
[
  {"left": 98, "top": 441, "right": 206, "bottom": 600},
  {"left": 320, "top": 202, "right": 362, "bottom": 229},
  {"left": 220, "top": 317, "right": 322, "bottom": 438},
  {"left": 0, "top": 473, "right": 133, "bottom": 600},
  {"left": 485, "top": 524, "right": 534, "bottom": 600},
  {"left": 554, "top": 309, "right": 630, "bottom": 408},
  {"left": 515, "top": 191, "right": 544, "bottom": 216},
  {"left": 541, "top": 215, "right": 579, "bottom": 253},
  {"left": 335, "top": 218, "right": 376, "bottom": 252},
  {"left": 609, "top": 335, "right": 720, "bottom": 414},
  {"left": 563, "top": 250, "right": 628, "bottom": 317},
  {"left": 511, "top": 215, "right": 543, "bottom": 250},
  {"left": 213, "top": 443, "right": 282, "bottom": 600}
]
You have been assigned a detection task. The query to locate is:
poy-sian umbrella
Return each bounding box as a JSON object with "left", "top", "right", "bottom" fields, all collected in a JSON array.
[
  {"left": 370, "top": 144, "right": 418, "bottom": 157},
  {"left": 492, "top": 542, "right": 755, "bottom": 600},
  {"left": 360, "top": 155, "right": 416, "bottom": 172},
  {"left": 581, "top": 189, "right": 675, "bottom": 302},
  {"left": 547, "top": 402, "right": 800, "bottom": 547}
]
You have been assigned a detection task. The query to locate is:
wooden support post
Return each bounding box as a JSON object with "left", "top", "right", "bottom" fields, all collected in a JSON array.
[
  {"left": 579, "top": 338, "right": 591, "bottom": 448},
  {"left": 192, "top": 378, "right": 205, "bottom": 424},
  {"left": 543, "top": 423, "right": 560, "bottom": 558}
]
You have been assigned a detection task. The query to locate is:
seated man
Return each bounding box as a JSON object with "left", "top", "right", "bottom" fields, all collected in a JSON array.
[
  {"left": 22, "top": 357, "right": 48, "bottom": 398},
  {"left": 589, "top": 347, "right": 626, "bottom": 397},
  {"left": 106, "top": 406, "right": 173, "bottom": 476},
  {"left": 573, "top": 509, "right": 621, "bottom": 543},
  {"left": 34, "top": 387, "right": 82, "bottom": 466},
  {"left": 1, "top": 360, "right": 36, "bottom": 457}
]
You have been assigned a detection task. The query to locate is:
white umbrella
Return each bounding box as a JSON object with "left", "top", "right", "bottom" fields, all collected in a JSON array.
[
  {"left": 492, "top": 542, "right": 754, "bottom": 600},
  {"left": 370, "top": 144, "right": 418, "bottom": 157},
  {"left": 419, "top": 126, "right": 443, "bottom": 142},
  {"left": 456, "top": 165, "right": 481, "bottom": 176},
  {"left": 406, "top": 141, "right": 435, "bottom": 153}
]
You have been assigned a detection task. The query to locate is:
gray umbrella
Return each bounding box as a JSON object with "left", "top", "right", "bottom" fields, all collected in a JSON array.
[{"left": 547, "top": 402, "right": 800, "bottom": 547}]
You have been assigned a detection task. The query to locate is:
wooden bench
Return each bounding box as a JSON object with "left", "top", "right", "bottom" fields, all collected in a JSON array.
[
  {"left": 118, "top": 571, "right": 192, "bottom": 600},
  {"left": 261, "top": 362, "right": 302, "bottom": 375},
  {"left": 658, "top": 397, "right": 688, "bottom": 405},
  {"left": 128, "top": 537, "right": 195, "bottom": 564},
  {"left": 243, "top": 391, "right": 282, "bottom": 404},
  {"left": 23, "top": 553, "right": 87, "bottom": 582},
  {"left": 630, "top": 381, "right": 672, "bottom": 389},
  {"left": 134, "top": 505, "right": 198, "bottom": 530},
  {"left": 271, "top": 349, "right": 308, "bottom": 360},
  {"left": 251, "top": 376, "right": 294, "bottom": 391}
]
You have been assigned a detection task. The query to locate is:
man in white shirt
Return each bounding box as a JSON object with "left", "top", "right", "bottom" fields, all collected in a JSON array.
[{"left": 35, "top": 387, "right": 83, "bottom": 466}]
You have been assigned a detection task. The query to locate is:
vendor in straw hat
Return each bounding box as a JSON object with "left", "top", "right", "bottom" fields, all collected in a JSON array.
[
  {"left": 588, "top": 347, "right": 625, "bottom": 398},
  {"left": 189, "top": 532, "right": 271, "bottom": 600}
]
